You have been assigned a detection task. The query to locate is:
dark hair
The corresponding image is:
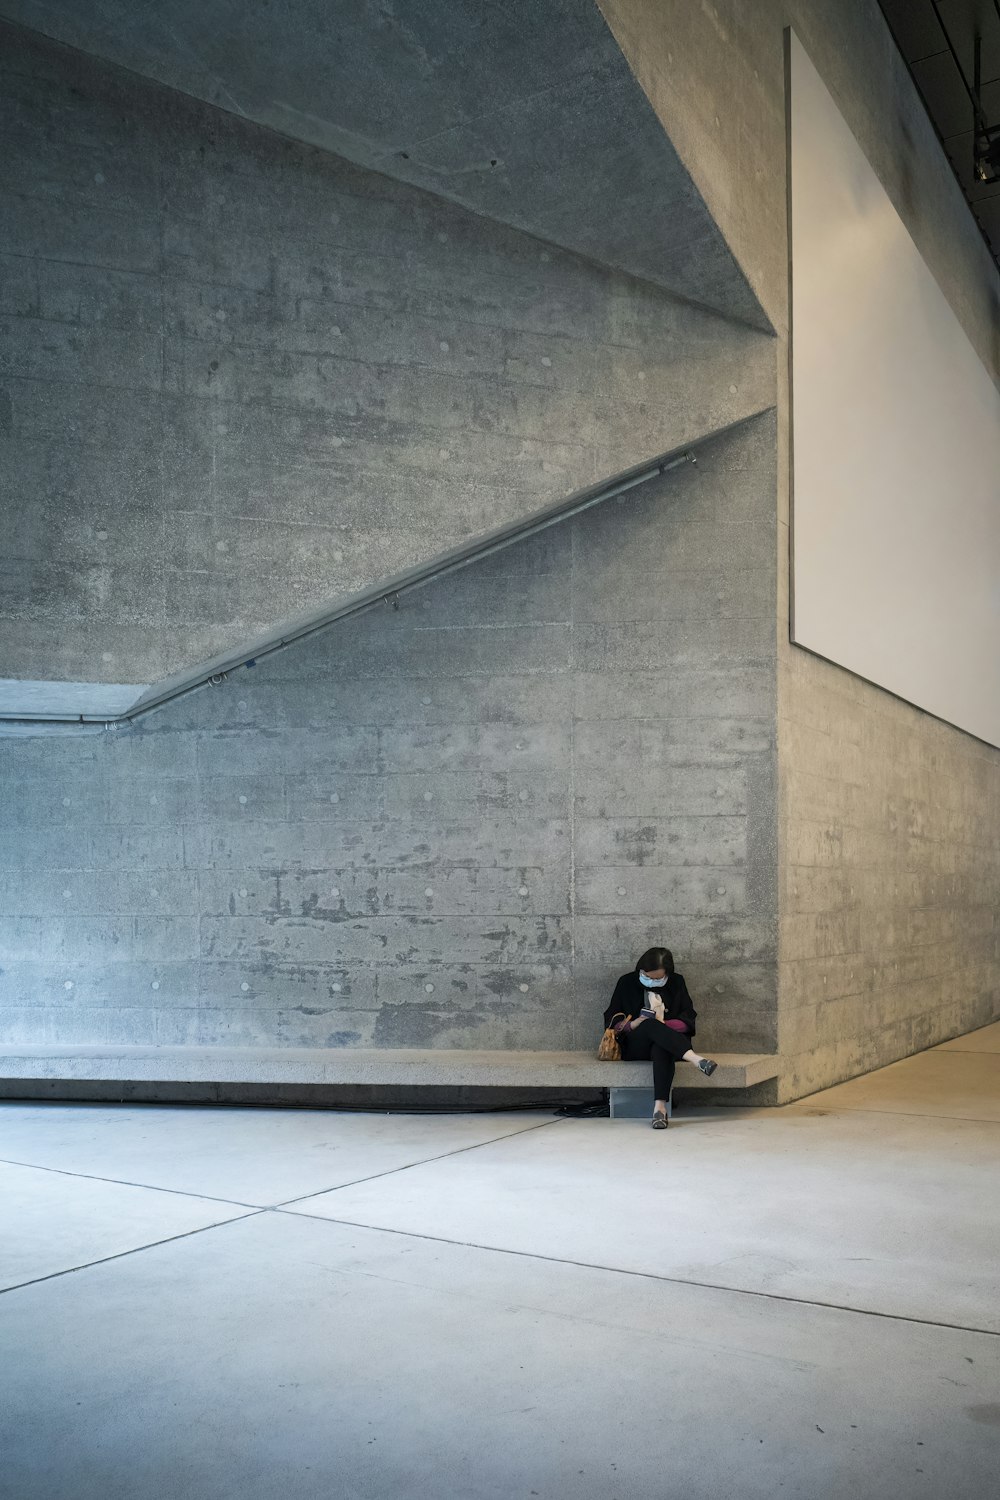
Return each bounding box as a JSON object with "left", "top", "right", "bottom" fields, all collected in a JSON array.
[{"left": 636, "top": 946, "right": 674, "bottom": 977}]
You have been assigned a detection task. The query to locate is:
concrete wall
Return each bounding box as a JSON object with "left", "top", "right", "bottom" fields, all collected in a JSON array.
[
  {"left": 600, "top": 0, "right": 1000, "bottom": 1096},
  {"left": 0, "top": 21, "right": 771, "bottom": 707},
  {"left": 0, "top": 0, "right": 768, "bottom": 328},
  {"left": 11, "top": 1, "right": 991, "bottom": 1093},
  {"left": 0, "top": 414, "right": 778, "bottom": 1054},
  {"left": 778, "top": 651, "right": 1000, "bottom": 1097},
  {"left": 597, "top": 0, "right": 1000, "bottom": 371}
]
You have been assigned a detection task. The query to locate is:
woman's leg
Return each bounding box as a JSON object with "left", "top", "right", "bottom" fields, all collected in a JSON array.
[
  {"left": 619, "top": 1028, "right": 654, "bottom": 1063},
  {"left": 619, "top": 1029, "right": 667, "bottom": 1116},
  {"left": 631, "top": 1018, "right": 717, "bottom": 1074},
  {"left": 650, "top": 1046, "right": 675, "bottom": 1108},
  {"left": 621, "top": 1028, "right": 674, "bottom": 1117}
]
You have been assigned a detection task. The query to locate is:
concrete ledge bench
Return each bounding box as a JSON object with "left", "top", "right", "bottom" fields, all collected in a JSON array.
[{"left": 0, "top": 1046, "right": 780, "bottom": 1114}]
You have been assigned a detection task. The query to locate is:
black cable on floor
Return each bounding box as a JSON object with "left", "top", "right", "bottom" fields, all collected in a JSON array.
[
  {"left": 9, "top": 1093, "right": 611, "bottom": 1117},
  {"left": 552, "top": 1094, "right": 610, "bottom": 1118}
]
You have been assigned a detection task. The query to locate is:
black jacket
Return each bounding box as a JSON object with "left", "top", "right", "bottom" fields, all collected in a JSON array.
[{"left": 604, "top": 972, "right": 697, "bottom": 1038}]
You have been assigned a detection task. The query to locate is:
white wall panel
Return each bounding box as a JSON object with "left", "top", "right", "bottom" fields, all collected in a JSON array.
[{"left": 790, "top": 31, "right": 1000, "bottom": 749}]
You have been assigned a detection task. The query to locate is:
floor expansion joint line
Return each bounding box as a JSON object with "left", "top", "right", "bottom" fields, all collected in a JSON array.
[
  {"left": 270, "top": 1115, "right": 566, "bottom": 1209},
  {"left": 272, "top": 1208, "right": 1000, "bottom": 1341},
  {"left": 926, "top": 1047, "right": 1000, "bottom": 1055},
  {"left": 791, "top": 1106, "right": 1000, "bottom": 1126},
  {"left": 0, "top": 1210, "right": 264, "bottom": 1299},
  {"left": 0, "top": 1155, "right": 262, "bottom": 1210}
]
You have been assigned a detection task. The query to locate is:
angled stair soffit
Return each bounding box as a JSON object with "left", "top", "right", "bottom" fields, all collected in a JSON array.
[
  {"left": 0, "top": 0, "right": 770, "bottom": 329},
  {"left": 0, "top": 6, "right": 777, "bottom": 720},
  {"left": 4, "top": 410, "right": 776, "bottom": 724}
]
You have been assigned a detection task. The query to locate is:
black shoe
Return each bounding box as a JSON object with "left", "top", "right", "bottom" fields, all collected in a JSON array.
[
  {"left": 698, "top": 1058, "right": 718, "bottom": 1077},
  {"left": 651, "top": 1110, "right": 669, "bottom": 1129}
]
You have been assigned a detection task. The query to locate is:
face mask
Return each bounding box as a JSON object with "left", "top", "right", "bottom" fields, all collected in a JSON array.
[{"left": 639, "top": 972, "right": 667, "bottom": 989}]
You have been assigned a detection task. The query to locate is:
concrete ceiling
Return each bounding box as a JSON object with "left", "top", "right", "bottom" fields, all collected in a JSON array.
[
  {"left": 0, "top": 0, "right": 768, "bottom": 330},
  {"left": 879, "top": 0, "right": 1000, "bottom": 262}
]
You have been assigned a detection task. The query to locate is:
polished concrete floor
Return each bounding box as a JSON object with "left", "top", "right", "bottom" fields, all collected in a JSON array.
[{"left": 1, "top": 1025, "right": 998, "bottom": 1500}]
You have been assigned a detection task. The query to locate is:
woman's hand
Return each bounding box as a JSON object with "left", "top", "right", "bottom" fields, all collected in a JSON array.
[{"left": 612, "top": 1017, "right": 633, "bottom": 1035}]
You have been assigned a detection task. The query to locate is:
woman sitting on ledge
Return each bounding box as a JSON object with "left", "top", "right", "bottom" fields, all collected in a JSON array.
[{"left": 604, "top": 946, "right": 718, "bottom": 1130}]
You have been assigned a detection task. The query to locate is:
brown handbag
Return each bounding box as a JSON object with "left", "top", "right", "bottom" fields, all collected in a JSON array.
[{"left": 597, "top": 1013, "right": 631, "bottom": 1062}]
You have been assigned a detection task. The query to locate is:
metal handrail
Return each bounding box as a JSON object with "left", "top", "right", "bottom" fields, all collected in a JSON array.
[{"left": 0, "top": 409, "right": 772, "bottom": 727}]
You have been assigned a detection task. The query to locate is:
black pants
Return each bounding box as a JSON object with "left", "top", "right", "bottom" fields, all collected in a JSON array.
[{"left": 620, "top": 1019, "right": 693, "bottom": 1100}]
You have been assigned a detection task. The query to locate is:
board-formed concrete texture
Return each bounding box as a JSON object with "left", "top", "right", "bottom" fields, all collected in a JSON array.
[
  {"left": 0, "top": 1, "right": 767, "bottom": 327},
  {"left": 777, "top": 656, "right": 1000, "bottom": 1097},
  {"left": 2, "top": 0, "right": 998, "bottom": 1100},
  {"left": 0, "top": 1031, "right": 998, "bottom": 1499},
  {"left": 0, "top": 415, "right": 780, "bottom": 1057},
  {"left": 0, "top": 20, "right": 774, "bottom": 715},
  {"left": 596, "top": 0, "right": 1000, "bottom": 1097},
  {"left": 597, "top": 0, "right": 1000, "bottom": 363}
]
